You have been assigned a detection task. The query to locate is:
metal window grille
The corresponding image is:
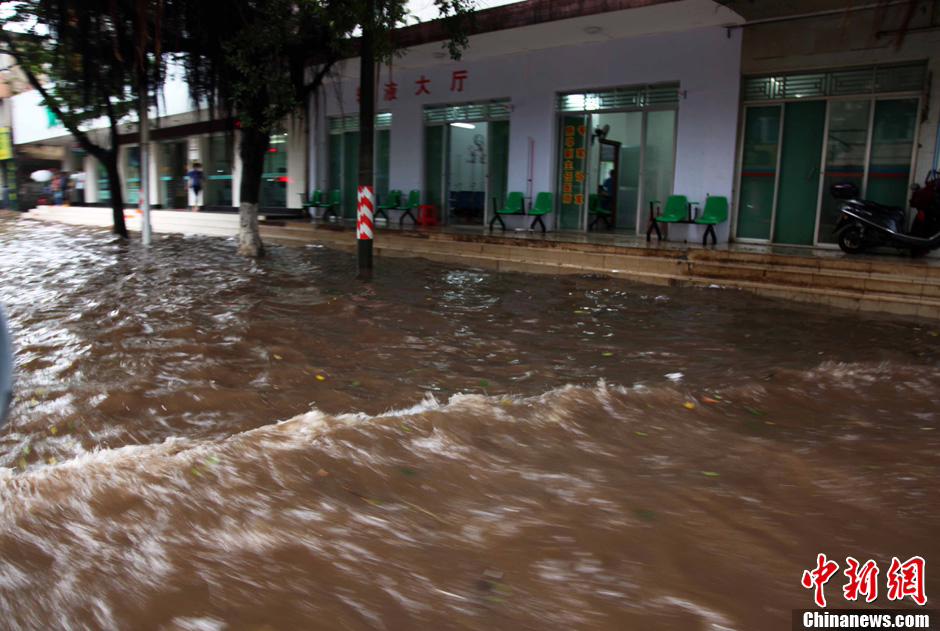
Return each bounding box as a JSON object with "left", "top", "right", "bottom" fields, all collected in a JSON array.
[
  {"left": 556, "top": 83, "right": 680, "bottom": 112},
  {"left": 743, "top": 62, "right": 926, "bottom": 102},
  {"left": 423, "top": 99, "right": 512, "bottom": 124},
  {"left": 328, "top": 112, "right": 393, "bottom": 134}
]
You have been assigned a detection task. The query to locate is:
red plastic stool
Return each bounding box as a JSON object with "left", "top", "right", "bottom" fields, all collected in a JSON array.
[{"left": 416, "top": 204, "right": 439, "bottom": 226}]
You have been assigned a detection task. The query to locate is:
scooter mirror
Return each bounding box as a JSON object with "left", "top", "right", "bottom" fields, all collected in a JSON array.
[{"left": 0, "top": 305, "right": 12, "bottom": 429}]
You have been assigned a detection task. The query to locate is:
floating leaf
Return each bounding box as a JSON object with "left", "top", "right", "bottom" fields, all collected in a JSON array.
[
  {"left": 315, "top": 374, "right": 326, "bottom": 381},
  {"left": 701, "top": 471, "right": 720, "bottom": 477},
  {"left": 634, "top": 431, "right": 648, "bottom": 437},
  {"left": 191, "top": 467, "right": 202, "bottom": 477},
  {"left": 205, "top": 456, "right": 220, "bottom": 466},
  {"left": 316, "top": 468, "right": 330, "bottom": 477},
  {"left": 399, "top": 467, "right": 418, "bottom": 477},
  {"left": 18, "top": 457, "right": 27, "bottom": 470},
  {"left": 701, "top": 396, "right": 720, "bottom": 405},
  {"left": 273, "top": 354, "right": 283, "bottom": 360},
  {"left": 23, "top": 444, "right": 31, "bottom": 456},
  {"left": 49, "top": 426, "right": 58, "bottom": 435},
  {"left": 574, "top": 310, "right": 589, "bottom": 315},
  {"left": 744, "top": 406, "right": 764, "bottom": 417},
  {"left": 683, "top": 402, "right": 696, "bottom": 410},
  {"left": 350, "top": 380, "right": 361, "bottom": 388},
  {"left": 601, "top": 352, "right": 614, "bottom": 357},
  {"left": 47, "top": 457, "right": 57, "bottom": 466},
  {"left": 478, "top": 379, "right": 490, "bottom": 388},
  {"left": 633, "top": 508, "right": 656, "bottom": 522}
]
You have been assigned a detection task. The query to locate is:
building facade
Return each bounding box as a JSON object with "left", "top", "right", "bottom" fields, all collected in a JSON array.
[{"left": 8, "top": 0, "right": 940, "bottom": 247}]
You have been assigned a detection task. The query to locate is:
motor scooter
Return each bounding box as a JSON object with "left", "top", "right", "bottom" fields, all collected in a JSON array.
[{"left": 832, "top": 171, "right": 940, "bottom": 255}]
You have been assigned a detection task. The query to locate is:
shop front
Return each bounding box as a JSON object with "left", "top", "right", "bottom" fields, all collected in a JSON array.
[{"left": 735, "top": 62, "right": 925, "bottom": 246}]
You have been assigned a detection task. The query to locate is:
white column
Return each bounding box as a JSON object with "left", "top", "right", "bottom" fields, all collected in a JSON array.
[
  {"left": 148, "top": 141, "right": 160, "bottom": 207},
  {"left": 83, "top": 155, "right": 98, "bottom": 203}
]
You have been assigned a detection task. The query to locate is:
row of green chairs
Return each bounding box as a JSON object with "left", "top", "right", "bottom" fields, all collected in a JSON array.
[
  {"left": 376, "top": 190, "right": 422, "bottom": 227},
  {"left": 489, "top": 192, "right": 553, "bottom": 233},
  {"left": 300, "top": 189, "right": 422, "bottom": 227},
  {"left": 646, "top": 195, "right": 729, "bottom": 246},
  {"left": 299, "top": 190, "right": 341, "bottom": 222}
]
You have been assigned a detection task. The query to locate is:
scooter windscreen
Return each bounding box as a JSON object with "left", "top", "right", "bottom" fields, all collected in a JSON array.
[{"left": 0, "top": 306, "right": 12, "bottom": 429}]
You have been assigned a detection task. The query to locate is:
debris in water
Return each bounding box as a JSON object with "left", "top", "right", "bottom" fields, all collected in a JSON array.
[
  {"left": 702, "top": 396, "right": 720, "bottom": 405},
  {"left": 702, "top": 471, "right": 720, "bottom": 477},
  {"left": 47, "top": 457, "right": 56, "bottom": 466},
  {"left": 574, "top": 310, "right": 589, "bottom": 315},
  {"left": 683, "top": 402, "right": 696, "bottom": 410},
  {"left": 273, "top": 354, "right": 283, "bottom": 360},
  {"left": 316, "top": 468, "right": 330, "bottom": 477},
  {"left": 665, "top": 372, "right": 684, "bottom": 382},
  {"left": 635, "top": 431, "right": 648, "bottom": 437},
  {"left": 315, "top": 374, "right": 326, "bottom": 381},
  {"left": 49, "top": 426, "right": 58, "bottom": 435},
  {"left": 633, "top": 508, "right": 657, "bottom": 522},
  {"left": 601, "top": 351, "right": 614, "bottom": 357},
  {"left": 744, "top": 406, "right": 765, "bottom": 417}
]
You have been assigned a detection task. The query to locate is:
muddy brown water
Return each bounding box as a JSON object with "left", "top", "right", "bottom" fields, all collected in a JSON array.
[{"left": 0, "top": 215, "right": 938, "bottom": 630}]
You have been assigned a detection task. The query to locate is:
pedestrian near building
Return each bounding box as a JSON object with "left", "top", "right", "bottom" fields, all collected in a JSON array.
[{"left": 186, "top": 162, "right": 203, "bottom": 212}]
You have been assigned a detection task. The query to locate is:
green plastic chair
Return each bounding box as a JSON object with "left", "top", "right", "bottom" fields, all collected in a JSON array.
[
  {"left": 528, "top": 192, "right": 553, "bottom": 233},
  {"left": 646, "top": 194, "right": 689, "bottom": 241},
  {"left": 399, "top": 190, "right": 420, "bottom": 227},
  {"left": 300, "top": 189, "right": 321, "bottom": 221},
  {"left": 695, "top": 196, "right": 729, "bottom": 246},
  {"left": 588, "top": 193, "right": 612, "bottom": 230},
  {"left": 320, "top": 189, "right": 341, "bottom": 222},
  {"left": 375, "top": 189, "right": 401, "bottom": 223},
  {"left": 489, "top": 192, "right": 524, "bottom": 231}
]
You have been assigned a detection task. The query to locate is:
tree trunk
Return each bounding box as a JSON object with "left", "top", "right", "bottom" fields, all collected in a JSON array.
[
  {"left": 237, "top": 127, "right": 269, "bottom": 257},
  {"left": 106, "top": 104, "right": 129, "bottom": 239},
  {"left": 105, "top": 152, "right": 128, "bottom": 239}
]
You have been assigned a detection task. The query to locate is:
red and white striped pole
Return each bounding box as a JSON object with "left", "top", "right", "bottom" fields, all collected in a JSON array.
[{"left": 357, "top": 185, "right": 374, "bottom": 273}]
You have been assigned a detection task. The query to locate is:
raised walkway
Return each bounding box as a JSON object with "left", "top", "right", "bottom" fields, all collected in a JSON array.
[{"left": 18, "top": 206, "right": 940, "bottom": 320}]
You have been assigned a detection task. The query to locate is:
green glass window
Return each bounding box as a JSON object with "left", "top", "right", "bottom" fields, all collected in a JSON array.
[{"left": 736, "top": 107, "right": 781, "bottom": 240}]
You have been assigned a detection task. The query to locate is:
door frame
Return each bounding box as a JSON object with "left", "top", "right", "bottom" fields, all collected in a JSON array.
[
  {"left": 733, "top": 92, "right": 922, "bottom": 246},
  {"left": 554, "top": 104, "right": 678, "bottom": 233}
]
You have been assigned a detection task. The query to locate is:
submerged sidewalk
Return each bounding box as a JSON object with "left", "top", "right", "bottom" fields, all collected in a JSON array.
[{"left": 18, "top": 206, "right": 940, "bottom": 320}]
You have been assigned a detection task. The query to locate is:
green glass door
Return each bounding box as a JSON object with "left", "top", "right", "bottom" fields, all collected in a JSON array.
[
  {"left": 773, "top": 101, "right": 826, "bottom": 245},
  {"left": 736, "top": 106, "right": 781, "bottom": 240},
  {"left": 817, "top": 100, "right": 870, "bottom": 243},
  {"left": 867, "top": 99, "right": 918, "bottom": 208},
  {"left": 342, "top": 131, "right": 359, "bottom": 219},
  {"left": 488, "top": 120, "right": 510, "bottom": 227}
]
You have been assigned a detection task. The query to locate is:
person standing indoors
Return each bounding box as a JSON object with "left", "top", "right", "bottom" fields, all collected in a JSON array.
[{"left": 186, "top": 162, "right": 204, "bottom": 211}]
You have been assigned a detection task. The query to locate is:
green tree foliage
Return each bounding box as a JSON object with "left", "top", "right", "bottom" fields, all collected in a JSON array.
[
  {"left": 1, "top": 0, "right": 169, "bottom": 238},
  {"left": 168, "top": 0, "right": 473, "bottom": 257}
]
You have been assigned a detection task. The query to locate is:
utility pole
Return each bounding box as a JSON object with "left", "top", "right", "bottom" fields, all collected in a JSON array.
[
  {"left": 356, "top": 0, "right": 376, "bottom": 279},
  {"left": 139, "top": 83, "right": 152, "bottom": 246}
]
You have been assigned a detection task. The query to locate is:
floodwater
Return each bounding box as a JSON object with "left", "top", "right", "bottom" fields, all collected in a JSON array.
[{"left": 0, "top": 214, "right": 938, "bottom": 630}]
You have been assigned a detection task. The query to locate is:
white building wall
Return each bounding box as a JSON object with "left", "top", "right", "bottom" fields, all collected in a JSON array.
[{"left": 320, "top": 26, "right": 742, "bottom": 240}]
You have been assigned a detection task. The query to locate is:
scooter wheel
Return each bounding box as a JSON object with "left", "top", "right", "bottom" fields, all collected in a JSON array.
[{"left": 838, "top": 227, "right": 866, "bottom": 254}]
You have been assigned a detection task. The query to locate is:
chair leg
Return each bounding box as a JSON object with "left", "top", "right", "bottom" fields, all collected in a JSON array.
[
  {"left": 646, "top": 219, "right": 662, "bottom": 242},
  {"left": 400, "top": 209, "right": 416, "bottom": 227},
  {"left": 703, "top": 225, "right": 716, "bottom": 246},
  {"left": 375, "top": 208, "right": 389, "bottom": 223},
  {"left": 491, "top": 214, "right": 506, "bottom": 231},
  {"left": 531, "top": 215, "right": 546, "bottom": 234}
]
